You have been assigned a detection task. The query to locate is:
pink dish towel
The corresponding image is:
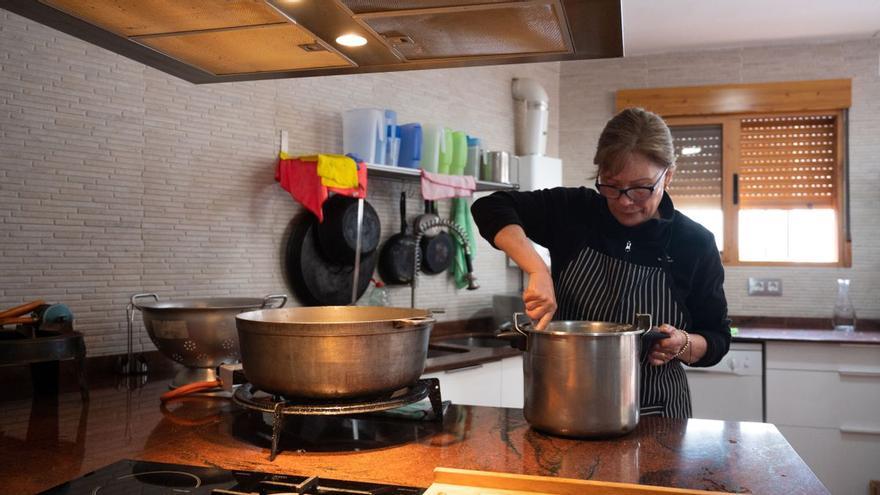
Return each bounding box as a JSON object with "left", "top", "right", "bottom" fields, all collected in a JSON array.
[{"left": 420, "top": 169, "right": 476, "bottom": 200}]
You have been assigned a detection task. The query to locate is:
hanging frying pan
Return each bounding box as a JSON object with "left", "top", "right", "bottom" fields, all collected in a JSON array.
[
  {"left": 417, "top": 201, "right": 453, "bottom": 275},
  {"left": 286, "top": 214, "right": 375, "bottom": 306},
  {"left": 316, "top": 195, "right": 381, "bottom": 264},
  {"left": 378, "top": 192, "right": 416, "bottom": 285}
]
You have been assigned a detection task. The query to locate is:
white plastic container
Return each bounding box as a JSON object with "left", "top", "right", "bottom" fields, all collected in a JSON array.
[
  {"left": 343, "top": 108, "right": 386, "bottom": 164},
  {"left": 512, "top": 78, "right": 549, "bottom": 156}
]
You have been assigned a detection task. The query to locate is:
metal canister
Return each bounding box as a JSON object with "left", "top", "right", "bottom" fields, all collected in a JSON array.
[{"left": 481, "top": 151, "right": 510, "bottom": 183}]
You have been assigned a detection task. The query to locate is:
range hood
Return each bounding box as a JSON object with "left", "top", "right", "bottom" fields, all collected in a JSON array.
[{"left": 3, "top": 0, "right": 623, "bottom": 84}]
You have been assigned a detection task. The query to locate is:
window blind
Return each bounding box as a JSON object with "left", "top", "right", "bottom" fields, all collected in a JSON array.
[
  {"left": 669, "top": 125, "right": 722, "bottom": 209},
  {"left": 738, "top": 114, "right": 837, "bottom": 208}
]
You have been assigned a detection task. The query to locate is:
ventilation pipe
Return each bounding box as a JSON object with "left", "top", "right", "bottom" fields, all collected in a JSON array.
[{"left": 512, "top": 78, "right": 549, "bottom": 156}]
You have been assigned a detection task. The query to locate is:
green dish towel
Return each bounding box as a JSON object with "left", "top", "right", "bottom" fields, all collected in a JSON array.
[{"left": 450, "top": 198, "right": 476, "bottom": 289}]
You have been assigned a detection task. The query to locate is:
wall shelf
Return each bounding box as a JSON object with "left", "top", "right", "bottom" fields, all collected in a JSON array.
[{"left": 367, "top": 163, "right": 518, "bottom": 192}]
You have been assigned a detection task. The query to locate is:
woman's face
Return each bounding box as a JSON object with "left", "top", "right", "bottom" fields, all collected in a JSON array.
[{"left": 597, "top": 152, "right": 672, "bottom": 227}]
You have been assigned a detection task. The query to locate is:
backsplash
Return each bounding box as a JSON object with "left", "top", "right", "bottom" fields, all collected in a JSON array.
[{"left": 0, "top": 11, "right": 560, "bottom": 356}]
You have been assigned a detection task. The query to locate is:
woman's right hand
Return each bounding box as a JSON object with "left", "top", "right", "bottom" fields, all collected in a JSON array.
[{"left": 524, "top": 270, "right": 557, "bottom": 330}]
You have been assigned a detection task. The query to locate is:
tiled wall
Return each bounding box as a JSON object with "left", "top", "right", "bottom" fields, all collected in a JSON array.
[
  {"left": 559, "top": 39, "right": 880, "bottom": 320},
  {"left": 0, "top": 11, "right": 560, "bottom": 356}
]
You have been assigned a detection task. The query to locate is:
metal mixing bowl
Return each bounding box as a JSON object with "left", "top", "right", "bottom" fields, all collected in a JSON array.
[{"left": 131, "top": 293, "right": 287, "bottom": 387}]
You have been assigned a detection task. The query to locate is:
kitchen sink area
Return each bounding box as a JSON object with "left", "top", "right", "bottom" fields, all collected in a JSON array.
[{"left": 434, "top": 335, "right": 509, "bottom": 348}]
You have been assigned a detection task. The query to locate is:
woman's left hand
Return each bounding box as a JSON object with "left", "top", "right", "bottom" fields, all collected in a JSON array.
[{"left": 648, "top": 323, "right": 687, "bottom": 366}]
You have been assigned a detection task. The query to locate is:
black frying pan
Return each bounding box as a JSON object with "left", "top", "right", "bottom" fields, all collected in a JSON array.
[
  {"left": 316, "top": 195, "right": 381, "bottom": 264},
  {"left": 418, "top": 201, "right": 453, "bottom": 275},
  {"left": 286, "top": 214, "right": 375, "bottom": 306},
  {"left": 378, "top": 193, "right": 416, "bottom": 285}
]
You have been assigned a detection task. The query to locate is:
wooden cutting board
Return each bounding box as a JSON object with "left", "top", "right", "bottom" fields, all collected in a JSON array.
[{"left": 423, "top": 468, "right": 732, "bottom": 495}]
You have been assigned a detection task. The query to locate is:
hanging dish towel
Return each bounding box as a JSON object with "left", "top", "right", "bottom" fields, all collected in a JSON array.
[
  {"left": 451, "top": 197, "right": 477, "bottom": 289},
  {"left": 275, "top": 153, "right": 368, "bottom": 222},
  {"left": 300, "top": 154, "right": 360, "bottom": 189},
  {"left": 420, "top": 169, "right": 476, "bottom": 200}
]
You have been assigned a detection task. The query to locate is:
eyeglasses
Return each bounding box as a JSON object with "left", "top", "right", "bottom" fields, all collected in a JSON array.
[{"left": 595, "top": 168, "right": 668, "bottom": 202}]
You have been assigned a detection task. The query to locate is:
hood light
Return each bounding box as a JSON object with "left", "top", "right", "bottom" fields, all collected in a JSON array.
[
  {"left": 681, "top": 146, "right": 702, "bottom": 156},
  {"left": 336, "top": 34, "right": 367, "bottom": 47}
]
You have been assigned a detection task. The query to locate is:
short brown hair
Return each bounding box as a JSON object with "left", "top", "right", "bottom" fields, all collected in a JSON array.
[{"left": 593, "top": 107, "right": 675, "bottom": 177}]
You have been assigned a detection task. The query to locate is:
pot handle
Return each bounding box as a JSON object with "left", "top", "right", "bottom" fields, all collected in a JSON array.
[
  {"left": 392, "top": 316, "right": 436, "bottom": 329},
  {"left": 261, "top": 294, "right": 288, "bottom": 308},
  {"left": 130, "top": 293, "right": 159, "bottom": 310},
  {"left": 496, "top": 321, "right": 527, "bottom": 351},
  {"left": 512, "top": 312, "right": 533, "bottom": 337}
]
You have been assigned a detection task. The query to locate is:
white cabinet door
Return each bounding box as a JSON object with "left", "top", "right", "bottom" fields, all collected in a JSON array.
[
  {"left": 423, "top": 360, "right": 503, "bottom": 407},
  {"left": 684, "top": 342, "right": 763, "bottom": 422},
  {"left": 778, "top": 425, "right": 880, "bottom": 495},
  {"left": 500, "top": 355, "right": 524, "bottom": 408},
  {"left": 766, "top": 341, "right": 880, "bottom": 495}
]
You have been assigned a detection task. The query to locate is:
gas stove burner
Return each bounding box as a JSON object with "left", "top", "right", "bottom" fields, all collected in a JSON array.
[
  {"left": 40, "top": 459, "right": 423, "bottom": 495},
  {"left": 233, "top": 379, "right": 440, "bottom": 415},
  {"left": 232, "top": 378, "right": 443, "bottom": 460}
]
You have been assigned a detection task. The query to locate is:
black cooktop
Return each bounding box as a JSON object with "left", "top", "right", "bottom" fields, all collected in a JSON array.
[{"left": 40, "top": 459, "right": 424, "bottom": 494}]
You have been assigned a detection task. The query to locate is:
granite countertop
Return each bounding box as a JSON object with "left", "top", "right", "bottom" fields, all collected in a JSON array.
[{"left": 1, "top": 378, "right": 827, "bottom": 494}]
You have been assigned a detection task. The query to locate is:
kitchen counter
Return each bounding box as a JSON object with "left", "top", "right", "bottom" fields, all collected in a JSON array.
[
  {"left": 734, "top": 327, "right": 880, "bottom": 344},
  {"left": 1, "top": 378, "right": 827, "bottom": 494},
  {"left": 425, "top": 325, "right": 880, "bottom": 374}
]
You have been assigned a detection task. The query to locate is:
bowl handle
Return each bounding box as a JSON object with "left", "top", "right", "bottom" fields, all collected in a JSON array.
[
  {"left": 130, "top": 293, "right": 159, "bottom": 310},
  {"left": 261, "top": 294, "right": 288, "bottom": 308},
  {"left": 392, "top": 316, "right": 436, "bottom": 328}
]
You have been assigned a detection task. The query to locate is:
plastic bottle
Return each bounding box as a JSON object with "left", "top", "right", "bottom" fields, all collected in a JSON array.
[
  {"left": 367, "top": 279, "right": 390, "bottom": 307},
  {"left": 465, "top": 136, "right": 481, "bottom": 177},
  {"left": 832, "top": 278, "right": 856, "bottom": 332}
]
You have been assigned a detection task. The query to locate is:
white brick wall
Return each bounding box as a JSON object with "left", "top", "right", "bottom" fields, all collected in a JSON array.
[
  {"left": 559, "top": 39, "right": 880, "bottom": 320},
  {"left": 0, "top": 11, "right": 560, "bottom": 356}
]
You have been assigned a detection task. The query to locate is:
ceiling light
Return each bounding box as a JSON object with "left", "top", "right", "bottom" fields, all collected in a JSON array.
[
  {"left": 336, "top": 34, "right": 367, "bottom": 47},
  {"left": 681, "top": 146, "right": 702, "bottom": 156}
]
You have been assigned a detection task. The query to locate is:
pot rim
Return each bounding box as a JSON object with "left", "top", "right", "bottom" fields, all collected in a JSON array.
[
  {"left": 135, "top": 297, "right": 267, "bottom": 311},
  {"left": 525, "top": 327, "right": 645, "bottom": 337},
  {"left": 236, "top": 306, "right": 431, "bottom": 325}
]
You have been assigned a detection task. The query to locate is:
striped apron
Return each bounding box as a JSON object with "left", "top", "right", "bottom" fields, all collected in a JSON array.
[{"left": 554, "top": 243, "right": 691, "bottom": 418}]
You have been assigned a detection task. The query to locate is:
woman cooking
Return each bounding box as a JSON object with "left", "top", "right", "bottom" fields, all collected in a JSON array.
[{"left": 472, "top": 107, "right": 731, "bottom": 418}]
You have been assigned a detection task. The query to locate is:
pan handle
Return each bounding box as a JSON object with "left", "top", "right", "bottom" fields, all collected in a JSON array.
[
  {"left": 261, "top": 294, "right": 288, "bottom": 308},
  {"left": 392, "top": 316, "right": 437, "bottom": 329},
  {"left": 130, "top": 293, "right": 159, "bottom": 310},
  {"left": 0, "top": 300, "right": 46, "bottom": 320}
]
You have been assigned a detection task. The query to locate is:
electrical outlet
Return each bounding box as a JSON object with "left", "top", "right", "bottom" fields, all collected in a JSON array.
[{"left": 748, "top": 277, "right": 782, "bottom": 296}]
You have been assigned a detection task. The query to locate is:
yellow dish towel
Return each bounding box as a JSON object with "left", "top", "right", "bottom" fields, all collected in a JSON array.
[{"left": 300, "top": 154, "right": 359, "bottom": 189}]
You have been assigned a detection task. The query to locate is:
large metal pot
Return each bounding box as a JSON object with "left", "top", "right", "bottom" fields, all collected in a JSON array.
[
  {"left": 500, "top": 313, "right": 668, "bottom": 438},
  {"left": 235, "top": 306, "right": 435, "bottom": 399},
  {"left": 132, "top": 293, "right": 288, "bottom": 387}
]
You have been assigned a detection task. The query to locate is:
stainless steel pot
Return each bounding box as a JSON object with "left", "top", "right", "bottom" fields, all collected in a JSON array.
[
  {"left": 235, "top": 306, "right": 435, "bottom": 399},
  {"left": 500, "top": 313, "right": 668, "bottom": 437},
  {"left": 132, "top": 293, "right": 288, "bottom": 387}
]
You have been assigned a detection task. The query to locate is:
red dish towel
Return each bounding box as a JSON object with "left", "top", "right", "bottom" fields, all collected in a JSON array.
[
  {"left": 275, "top": 154, "right": 368, "bottom": 222},
  {"left": 420, "top": 169, "right": 476, "bottom": 200}
]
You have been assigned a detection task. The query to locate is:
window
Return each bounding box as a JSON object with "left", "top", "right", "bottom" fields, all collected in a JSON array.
[
  {"left": 668, "top": 125, "right": 724, "bottom": 250},
  {"left": 618, "top": 79, "right": 851, "bottom": 266}
]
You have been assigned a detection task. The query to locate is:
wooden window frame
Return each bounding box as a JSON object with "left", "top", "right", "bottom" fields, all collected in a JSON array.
[{"left": 616, "top": 79, "right": 852, "bottom": 267}]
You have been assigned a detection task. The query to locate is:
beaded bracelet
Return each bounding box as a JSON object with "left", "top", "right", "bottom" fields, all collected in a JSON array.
[{"left": 672, "top": 329, "right": 690, "bottom": 363}]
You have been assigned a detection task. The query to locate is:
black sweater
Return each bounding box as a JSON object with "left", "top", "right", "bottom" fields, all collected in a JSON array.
[{"left": 472, "top": 187, "right": 731, "bottom": 367}]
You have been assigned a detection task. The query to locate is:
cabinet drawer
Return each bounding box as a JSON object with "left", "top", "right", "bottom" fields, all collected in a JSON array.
[
  {"left": 767, "top": 368, "right": 880, "bottom": 428},
  {"left": 766, "top": 341, "right": 880, "bottom": 372},
  {"left": 778, "top": 425, "right": 880, "bottom": 495}
]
